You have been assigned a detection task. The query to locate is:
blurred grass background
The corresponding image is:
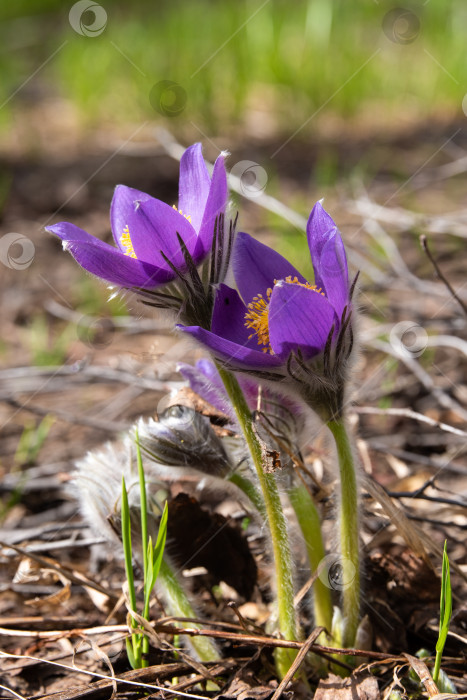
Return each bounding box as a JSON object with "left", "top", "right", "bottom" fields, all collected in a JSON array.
[
  {"left": 0, "top": 0, "right": 465, "bottom": 369},
  {"left": 0, "top": 0, "right": 465, "bottom": 138},
  {"left": 0, "top": 0, "right": 466, "bottom": 485}
]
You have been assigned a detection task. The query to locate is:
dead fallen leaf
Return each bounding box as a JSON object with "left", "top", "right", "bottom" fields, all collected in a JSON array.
[
  {"left": 403, "top": 653, "right": 439, "bottom": 697},
  {"left": 314, "top": 672, "right": 380, "bottom": 700},
  {"left": 215, "top": 676, "right": 279, "bottom": 700},
  {"left": 25, "top": 582, "right": 71, "bottom": 609},
  {"left": 167, "top": 492, "right": 258, "bottom": 599}
]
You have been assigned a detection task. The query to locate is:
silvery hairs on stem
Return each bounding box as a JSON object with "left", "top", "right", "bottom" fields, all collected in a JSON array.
[
  {"left": 74, "top": 429, "right": 222, "bottom": 661},
  {"left": 73, "top": 406, "right": 265, "bottom": 549},
  {"left": 73, "top": 434, "right": 166, "bottom": 553}
]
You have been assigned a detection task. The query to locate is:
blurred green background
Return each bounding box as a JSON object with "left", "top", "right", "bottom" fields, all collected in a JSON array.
[
  {"left": 0, "top": 0, "right": 464, "bottom": 139},
  {"left": 1, "top": 0, "right": 466, "bottom": 476}
]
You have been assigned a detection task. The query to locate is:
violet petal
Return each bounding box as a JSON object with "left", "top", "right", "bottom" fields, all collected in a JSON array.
[
  {"left": 233, "top": 231, "right": 306, "bottom": 304},
  {"left": 314, "top": 233, "right": 349, "bottom": 319},
  {"left": 177, "top": 324, "right": 283, "bottom": 369},
  {"left": 110, "top": 185, "right": 153, "bottom": 251},
  {"left": 211, "top": 284, "right": 263, "bottom": 348},
  {"left": 306, "top": 201, "right": 337, "bottom": 262},
  {"left": 178, "top": 143, "right": 211, "bottom": 232},
  {"left": 47, "top": 222, "right": 109, "bottom": 247},
  {"left": 306, "top": 202, "right": 349, "bottom": 313},
  {"left": 48, "top": 223, "right": 172, "bottom": 287},
  {"left": 194, "top": 154, "right": 228, "bottom": 260},
  {"left": 177, "top": 362, "right": 236, "bottom": 422},
  {"left": 114, "top": 194, "right": 197, "bottom": 269},
  {"left": 268, "top": 281, "right": 336, "bottom": 359}
]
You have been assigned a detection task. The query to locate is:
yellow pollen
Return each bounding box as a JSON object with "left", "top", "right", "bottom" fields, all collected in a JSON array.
[
  {"left": 283, "top": 275, "right": 325, "bottom": 296},
  {"left": 173, "top": 205, "right": 192, "bottom": 223},
  {"left": 244, "top": 288, "right": 274, "bottom": 354},
  {"left": 120, "top": 225, "right": 137, "bottom": 258},
  {"left": 244, "top": 277, "right": 325, "bottom": 353}
]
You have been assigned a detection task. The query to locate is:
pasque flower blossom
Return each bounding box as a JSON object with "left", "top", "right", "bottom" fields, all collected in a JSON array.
[
  {"left": 46, "top": 143, "right": 228, "bottom": 292},
  {"left": 178, "top": 202, "right": 355, "bottom": 418},
  {"left": 179, "top": 203, "right": 350, "bottom": 365}
]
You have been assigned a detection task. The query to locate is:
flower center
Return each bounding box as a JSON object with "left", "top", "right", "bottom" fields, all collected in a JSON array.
[
  {"left": 245, "top": 287, "right": 273, "bottom": 353},
  {"left": 173, "top": 205, "right": 192, "bottom": 223},
  {"left": 244, "top": 276, "right": 324, "bottom": 354},
  {"left": 120, "top": 225, "right": 137, "bottom": 258}
]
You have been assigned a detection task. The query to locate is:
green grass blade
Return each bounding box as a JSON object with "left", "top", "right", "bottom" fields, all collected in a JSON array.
[
  {"left": 433, "top": 540, "right": 452, "bottom": 684},
  {"left": 437, "top": 541, "right": 452, "bottom": 651},
  {"left": 125, "top": 637, "right": 137, "bottom": 669},
  {"left": 144, "top": 502, "right": 168, "bottom": 611},
  {"left": 121, "top": 476, "right": 141, "bottom": 668},
  {"left": 135, "top": 427, "right": 148, "bottom": 581},
  {"left": 121, "top": 476, "right": 137, "bottom": 616}
]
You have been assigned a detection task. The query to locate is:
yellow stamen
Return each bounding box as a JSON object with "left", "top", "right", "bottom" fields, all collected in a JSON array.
[
  {"left": 120, "top": 225, "right": 137, "bottom": 258},
  {"left": 282, "top": 275, "right": 325, "bottom": 295},
  {"left": 244, "top": 276, "right": 325, "bottom": 354},
  {"left": 173, "top": 204, "right": 192, "bottom": 223},
  {"left": 244, "top": 288, "right": 274, "bottom": 354}
]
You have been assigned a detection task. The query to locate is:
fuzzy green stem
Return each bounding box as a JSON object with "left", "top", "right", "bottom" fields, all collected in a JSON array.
[
  {"left": 288, "top": 484, "right": 333, "bottom": 633},
  {"left": 327, "top": 419, "right": 360, "bottom": 648},
  {"left": 228, "top": 472, "right": 266, "bottom": 518},
  {"left": 159, "top": 558, "right": 220, "bottom": 663},
  {"left": 216, "top": 365, "right": 298, "bottom": 677}
]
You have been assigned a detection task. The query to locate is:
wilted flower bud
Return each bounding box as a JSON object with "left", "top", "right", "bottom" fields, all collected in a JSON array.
[{"left": 137, "top": 406, "right": 233, "bottom": 478}]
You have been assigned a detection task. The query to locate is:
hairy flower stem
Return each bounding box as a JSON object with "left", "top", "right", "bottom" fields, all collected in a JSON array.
[
  {"left": 327, "top": 419, "right": 360, "bottom": 648},
  {"left": 287, "top": 485, "right": 333, "bottom": 634},
  {"left": 159, "top": 558, "right": 221, "bottom": 663},
  {"left": 216, "top": 365, "right": 298, "bottom": 678},
  {"left": 228, "top": 472, "right": 266, "bottom": 518}
]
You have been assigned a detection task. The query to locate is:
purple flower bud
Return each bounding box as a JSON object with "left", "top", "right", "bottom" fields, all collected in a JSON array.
[{"left": 137, "top": 408, "right": 233, "bottom": 478}]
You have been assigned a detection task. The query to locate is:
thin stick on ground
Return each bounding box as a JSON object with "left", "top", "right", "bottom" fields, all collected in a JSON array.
[{"left": 420, "top": 234, "right": 467, "bottom": 316}]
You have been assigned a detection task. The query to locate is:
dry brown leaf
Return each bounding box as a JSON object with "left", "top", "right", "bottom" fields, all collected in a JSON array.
[
  {"left": 25, "top": 582, "right": 71, "bottom": 609},
  {"left": 363, "top": 475, "right": 432, "bottom": 566},
  {"left": 314, "top": 672, "right": 380, "bottom": 700},
  {"left": 215, "top": 676, "right": 278, "bottom": 700},
  {"left": 403, "top": 653, "right": 439, "bottom": 697}
]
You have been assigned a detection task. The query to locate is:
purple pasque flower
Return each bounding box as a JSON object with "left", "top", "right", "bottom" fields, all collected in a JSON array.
[
  {"left": 178, "top": 202, "right": 351, "bottom": 366},
  {"left": 46, "top": 144, "right": 229, "bottom": 315},
  {"left": 178, "top": 202, "right": 356, "bottom": 419}
]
